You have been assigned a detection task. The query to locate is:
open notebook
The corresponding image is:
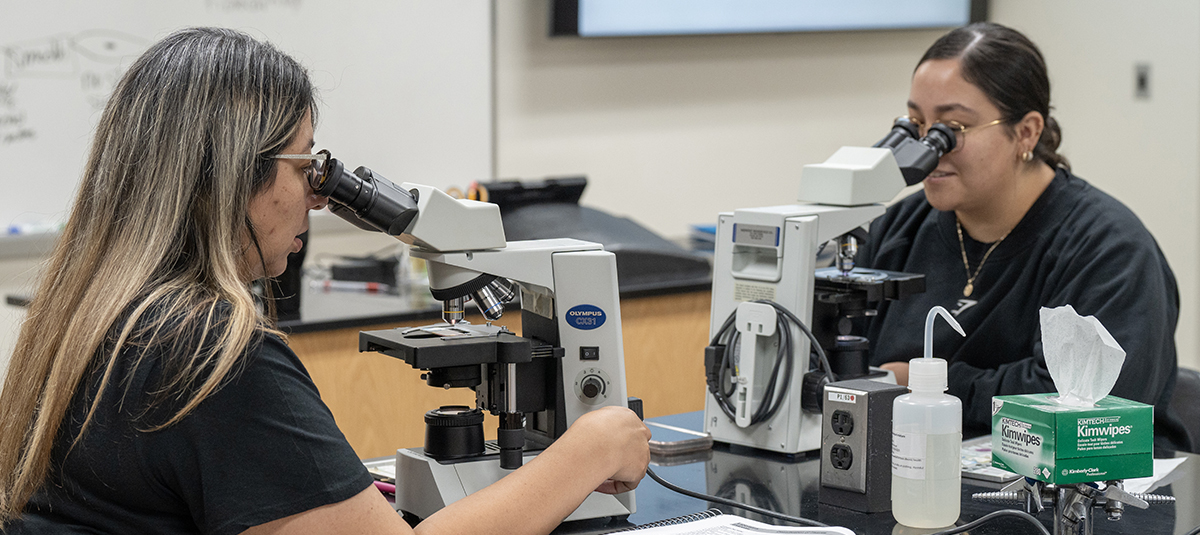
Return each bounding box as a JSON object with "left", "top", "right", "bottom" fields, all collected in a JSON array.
[{"left": 612, "top": 509, "right": 853, "bottom": 534}]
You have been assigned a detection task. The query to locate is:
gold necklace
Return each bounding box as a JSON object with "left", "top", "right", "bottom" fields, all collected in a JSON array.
[{"left": 956, "top": 218, "right": 1009, "bottom": 297}]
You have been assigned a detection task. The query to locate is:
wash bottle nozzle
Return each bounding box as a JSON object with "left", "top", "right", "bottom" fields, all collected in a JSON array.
[{"left": 912, "top": 306, "right": 966, "bottom": 392}]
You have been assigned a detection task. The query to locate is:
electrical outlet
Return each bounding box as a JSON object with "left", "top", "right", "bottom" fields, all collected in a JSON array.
[
  {"left": 830, "top": 444, "right": 854, "bottom": 470},
  {"left": 831, "top": 410, "right": 854, "bottom": 436},
  {"left": 821, "top": 387, "right": 870, "bottom": 492},
  {"left": 820, "top": 379, "right": 908, "bottom": 513}
]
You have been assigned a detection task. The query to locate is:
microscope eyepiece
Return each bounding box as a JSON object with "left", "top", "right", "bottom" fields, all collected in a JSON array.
[
  {"left": 317, "top": 156, "right": 420, "bottom": 236},
  {"left": 874, "top": 116, "right": 922, "bottom": 150},
  {"left": 878, "top": 119, "right": 958, "bottom": 186},
  {"left": 921, "top": 122, "right": 957, "bottom": 155}
]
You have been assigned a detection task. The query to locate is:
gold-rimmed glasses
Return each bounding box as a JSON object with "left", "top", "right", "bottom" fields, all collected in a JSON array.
[
  {"left": 272, "top": 148, "right": 332, "bottom": 190},
  {"left": 904, "top": 117, "right": 1005, "bottom": 153}
]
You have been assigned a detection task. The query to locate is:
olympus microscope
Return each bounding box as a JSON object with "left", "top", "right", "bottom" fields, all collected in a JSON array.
[
  {"left": 309, "top": 155, "right": 635, "bottom": 522},
  {"left": 703, "top": 119, "right": 953, "bottom": 454}
]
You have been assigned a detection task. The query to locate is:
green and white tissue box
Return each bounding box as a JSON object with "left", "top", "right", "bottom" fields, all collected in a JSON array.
[{"left": 990, "top": 393, "right": 1152, "bottom": 484}]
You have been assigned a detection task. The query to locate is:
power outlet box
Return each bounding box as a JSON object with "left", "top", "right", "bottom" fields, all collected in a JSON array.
[{"left": 819, "top": 378, "right": 907, "bottom": 513}]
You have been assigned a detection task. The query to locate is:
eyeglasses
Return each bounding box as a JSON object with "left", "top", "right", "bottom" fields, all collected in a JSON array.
[
  {"left": 272, "top": 149, "right": 332, "bottom": 190},
  {"left": 903, "top": 116, "right": 1005, "bottom": 153}
]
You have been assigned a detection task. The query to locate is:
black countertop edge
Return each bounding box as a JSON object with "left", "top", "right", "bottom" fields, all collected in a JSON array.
[
  {"left": 8, "top": 278, "right": 713, "bottom": 336},
  {"left": 277, "top": 279, "right": 712, "bottom": 335},
  {"left": 613, "top": 278, "right": 711, "bottom": 299}
]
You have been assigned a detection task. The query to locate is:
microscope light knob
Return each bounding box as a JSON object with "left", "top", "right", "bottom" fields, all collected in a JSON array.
[{"left": 581, "top": 375, "right": 605, "bottom": 398}]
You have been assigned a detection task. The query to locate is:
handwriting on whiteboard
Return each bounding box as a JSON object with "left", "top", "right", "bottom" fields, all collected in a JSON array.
[
  {"left": 206, "top": 0, "right": 302, "bottom": 11},
  {"left": 0, "top": 30, "right": 145, "bottom": 145}
]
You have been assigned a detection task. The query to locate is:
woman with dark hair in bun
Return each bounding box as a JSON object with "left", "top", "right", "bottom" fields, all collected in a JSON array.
[{"left": 858, "top": 22, "right": 1192, "bottom": 451}]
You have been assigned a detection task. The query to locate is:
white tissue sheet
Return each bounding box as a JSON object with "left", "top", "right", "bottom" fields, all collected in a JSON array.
[
  {"left": 1040, "top": 304, "right": 1126, "bottom": 407},
  {"left": 1123, "top": 457, "right": 1188, "bottom": 495}
]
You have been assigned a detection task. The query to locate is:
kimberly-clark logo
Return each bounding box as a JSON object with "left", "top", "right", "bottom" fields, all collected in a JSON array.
[{"left": 566, "top": 304, "right": 606, "bottom": 330}]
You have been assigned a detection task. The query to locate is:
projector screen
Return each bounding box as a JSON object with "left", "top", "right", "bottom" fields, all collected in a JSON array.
[{"left": 551, "top": 0, "right": 987, "bottom": 37}]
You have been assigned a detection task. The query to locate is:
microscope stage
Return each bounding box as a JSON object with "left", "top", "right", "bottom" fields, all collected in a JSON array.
[{"left": 360, "top": 324, "right": 534, "bottom": 368}]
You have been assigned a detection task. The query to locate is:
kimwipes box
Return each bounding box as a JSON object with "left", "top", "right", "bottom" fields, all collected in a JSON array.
[{"left": 990, "top": 394, "right": 1153, "bottom": 485}]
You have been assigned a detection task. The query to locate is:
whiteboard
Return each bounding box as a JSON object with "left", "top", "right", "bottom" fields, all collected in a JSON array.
[{"left": 0, "top": 0, "right": 494, "bottom": 232}]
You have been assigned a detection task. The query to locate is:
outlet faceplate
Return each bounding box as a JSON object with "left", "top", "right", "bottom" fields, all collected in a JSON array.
[
  {"left": 819, "top": 379, "right": 908, "bottom": 513},
  {"left": 821, "top": 386, "right": 870, "bottom": 492}
]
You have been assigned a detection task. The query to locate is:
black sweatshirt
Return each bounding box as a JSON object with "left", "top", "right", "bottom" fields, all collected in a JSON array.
[
  {"left": 857, "top": 168, "right": 1192, "bottom": 451},
  {"left": 10, "top": 330, "right": 373, "bottom": 534}
]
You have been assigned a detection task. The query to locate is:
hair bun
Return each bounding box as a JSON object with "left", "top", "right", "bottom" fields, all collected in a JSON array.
[
  {"left": 1041, "top": 115, "right": 1063, "bottom": 152},
  {"left": 1035, "top": 114, "right": 1069, "bottom": 168}
]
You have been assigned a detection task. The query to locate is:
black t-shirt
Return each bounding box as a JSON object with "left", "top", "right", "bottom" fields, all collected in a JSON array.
[
  {"left": 6, "top": 326, "right": 373, "bottom": 534},
  {"left": 857, "top": 169, "right": 1192, "bottom": 451}
]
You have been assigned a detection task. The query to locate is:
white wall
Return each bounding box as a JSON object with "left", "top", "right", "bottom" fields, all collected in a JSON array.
[
  {"left": 989, "top": 2, "right": 1200, "bottom": 368},
  {"left": 495, "top": 0, "right": 1200, "bottom": 370},
  {"left": 494, "top": 1, "right": 945, "bottom": 236}
]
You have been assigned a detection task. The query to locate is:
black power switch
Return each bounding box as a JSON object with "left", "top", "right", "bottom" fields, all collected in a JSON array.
[{"left": 580, "top": 346, "right": 600, "bottom": 361}]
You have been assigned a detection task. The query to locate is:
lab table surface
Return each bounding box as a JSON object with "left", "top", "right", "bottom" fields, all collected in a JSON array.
[{"left": 549, "top": 412, "right": 1200, "bottom": 534}]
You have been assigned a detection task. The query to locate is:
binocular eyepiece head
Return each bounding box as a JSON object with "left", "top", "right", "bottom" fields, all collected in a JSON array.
[
  {"left": 877, "top": 117, "right": 957, "bottom": 154},
  {"left": 875, "top": 117, "right": 957, "bottom": 186},
  {"left": 314, "top": 156, "right": 421, "bottom": 237}
]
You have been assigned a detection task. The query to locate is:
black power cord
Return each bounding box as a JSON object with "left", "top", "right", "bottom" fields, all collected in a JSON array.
[
  {"left": 644, "top": 467, "right": 828, "bottom": 528},
  {"left": 928, "top": 509, "right": 1049, "bottom": 535},
  {"left": 645, "top": 468, "right": 1073, "bottom": 535},
  {"left": 707, "top": 306, "right": 791, "bottom": 424},
  {"left": 705, "top": 300, "right": 834, "bottom": 425}
]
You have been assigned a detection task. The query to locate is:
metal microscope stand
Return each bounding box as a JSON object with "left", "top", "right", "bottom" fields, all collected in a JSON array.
[{"left": 973, "top": 478, "right": 1174, "bottom": 535}]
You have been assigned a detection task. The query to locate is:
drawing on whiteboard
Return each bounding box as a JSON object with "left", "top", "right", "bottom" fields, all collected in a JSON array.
[
  {"left": 206, "top": 0, "right": 303, "bottom": 12},
  {"left": 73, "top": 30, "right": 148, "bottom": 63},
  {"left": 1, "top": 30, "right": 146, "bottom": 145}
]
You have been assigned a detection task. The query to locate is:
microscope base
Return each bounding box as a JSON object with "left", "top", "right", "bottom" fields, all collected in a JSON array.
[{"left": 393, "top": 447, "right": 636, "bottom": 522}]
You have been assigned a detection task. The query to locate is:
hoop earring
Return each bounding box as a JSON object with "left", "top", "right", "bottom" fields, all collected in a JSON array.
[{"left": 1022, "top": 151, "right": 1034, "bottom": 163}]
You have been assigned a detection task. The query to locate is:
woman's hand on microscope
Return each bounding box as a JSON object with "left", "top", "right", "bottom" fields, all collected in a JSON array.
[
  {"left": 405, "top": 405, "right": 650, "bottom": 535},
  {"left": 568, "top": 405, "right": 652, "bottom": 494}
]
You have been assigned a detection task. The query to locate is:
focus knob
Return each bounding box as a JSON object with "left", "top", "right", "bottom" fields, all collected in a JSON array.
[{"left": 581, "top": 375, "right": 605, "bottom": 398}]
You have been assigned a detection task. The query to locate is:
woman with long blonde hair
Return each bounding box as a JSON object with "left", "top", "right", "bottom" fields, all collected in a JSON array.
[{"left": 0, "top": 27, "right": 649, "bottom": 534}]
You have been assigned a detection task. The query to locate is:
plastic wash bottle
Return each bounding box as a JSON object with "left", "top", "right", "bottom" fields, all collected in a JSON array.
[{"left": 891, "top": 306, "right": 964, "bottom": 529}]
